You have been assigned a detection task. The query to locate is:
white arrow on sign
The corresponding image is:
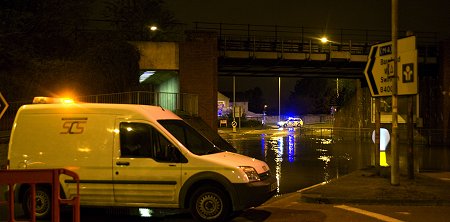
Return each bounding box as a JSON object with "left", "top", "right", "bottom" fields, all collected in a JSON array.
[
  {"left": 364, "top": 36, "right": 418, "bottom": 97},
  {"left": 0, "top": 92, "right": 9, "bottom": 120}
]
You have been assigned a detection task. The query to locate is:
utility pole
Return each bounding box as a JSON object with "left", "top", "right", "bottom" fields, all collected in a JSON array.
[
  {"left": 232, "top": 76, "right": 237, "bottom": 133},
  {"left": 375, "top": 98, "right": 381, "bottom": 173},
  {"left": 391, "top": 0, "right": 400, "bottom": 185},
  {"left": 278, "top": 77, "right": 281, "bottom": 123}
]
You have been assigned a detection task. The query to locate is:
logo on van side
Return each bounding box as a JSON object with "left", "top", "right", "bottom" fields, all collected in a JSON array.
[{"left": 61, "top": 117, "right": 88, "bottom": 134}]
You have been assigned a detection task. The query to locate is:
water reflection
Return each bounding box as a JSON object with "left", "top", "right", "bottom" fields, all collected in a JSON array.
[
  {"left": 315, "top": 139, "right": 333, "bottom": 182},
  {"left": 288, "top": 134, "right": 295, "bottom": 163},
  {"left": 260, "top": 130, "right": 298, "bottom": 194},
  {"left": 222, "top": 128, "right": 371, "bottom": 194}
]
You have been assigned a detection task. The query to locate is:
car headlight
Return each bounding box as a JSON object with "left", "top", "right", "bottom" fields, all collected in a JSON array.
[{"left": 239, "top": 166, "right": 260, "bottom": 182}]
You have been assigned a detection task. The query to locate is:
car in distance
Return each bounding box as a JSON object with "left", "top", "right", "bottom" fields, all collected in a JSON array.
[{"left": 277, "top": 117, "right": 303, "bottom": 128}]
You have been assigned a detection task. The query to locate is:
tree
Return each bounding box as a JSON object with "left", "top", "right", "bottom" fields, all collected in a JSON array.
[
  {"left": 79, "top": 39, "right": 141, "bottom": 94},
  {"left": 286, "top": 78, "right": 357, "bottom": 115},
  {"left": 244, "top": 87, "right": 265, "bottom": 113},
  {"left": 0, "top": 0, "right": 91, "bottom": 100},
  {"left": 0, "top": 0, "right": 90, "bottom": 58},
  {"left": 0, "top": 0, "right": 146, "bottom": 100},
  {"left": 286, "top": 78, "right": 335, "bottom": 115}
]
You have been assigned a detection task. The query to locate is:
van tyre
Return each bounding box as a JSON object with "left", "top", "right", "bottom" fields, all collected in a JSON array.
[
  {"left": 190, "top": 185, "right": 231, "bottom": 222},
  {"left": 22, "top": 186, "right": 51, "bottom": 219}
]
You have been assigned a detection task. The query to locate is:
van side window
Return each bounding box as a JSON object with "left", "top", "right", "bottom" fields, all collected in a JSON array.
[
  {"left": 119, "top": 122, "right": 182, "bottom": 162},
  {"left": 158, "top": 120, "right": 221, "bottom": 155},
  {"left": 120, "top": 123, "right": 152, "bottom": 158}
]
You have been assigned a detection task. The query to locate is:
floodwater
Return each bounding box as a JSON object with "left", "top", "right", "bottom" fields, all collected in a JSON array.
[
  {"left": 220, "top": 126, "right": 450, "bottom": 195},
  {"left": 220, "top": 127, "right": 373, "bottom": 195}
]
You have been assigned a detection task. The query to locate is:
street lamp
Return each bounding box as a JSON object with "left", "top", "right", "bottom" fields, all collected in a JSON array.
[
  {"left": 149, "top": 25, "right": 158, "bottom": 31},
  {"left": 320, "top": 36, "right": 329, "bottom": 43},
  {"left": 262, "top": 105, "right": 267, "bottom": 126}
]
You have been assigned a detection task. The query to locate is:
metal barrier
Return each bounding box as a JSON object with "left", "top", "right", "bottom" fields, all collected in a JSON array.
[
  {"left": 0, "top": 169, "right": 80, "bottom": 222},
  {"left": 0, "top": 91, "right": 199, "bottom": 131}
]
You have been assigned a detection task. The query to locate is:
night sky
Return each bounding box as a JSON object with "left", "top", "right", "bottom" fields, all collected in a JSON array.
[
  {"left": 165, "top": 0, "right": 450, "bottom": 111},
  {"left": 166, "top": 0, "right": 449, "bottom": 36}
]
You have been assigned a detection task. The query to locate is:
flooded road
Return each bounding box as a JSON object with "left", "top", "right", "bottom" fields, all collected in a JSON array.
[
  {"left": 219, "top": 127, "right": 373, "bottom": 195},
  {"left": 2, "top": 126, "right": 447, "bottom": 221}
]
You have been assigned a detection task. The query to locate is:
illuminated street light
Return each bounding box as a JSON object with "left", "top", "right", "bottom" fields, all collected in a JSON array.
[
  {"left": 320, "top": 36, "right": 329, "bottom": 43},
  {"left": 149, "top": 25, "right": 158, "bottom": 31}
]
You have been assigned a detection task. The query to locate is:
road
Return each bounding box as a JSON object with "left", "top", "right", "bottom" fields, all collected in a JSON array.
[
  {"left": 2, "top": 191, "right": 450, "bottom": 222},
  {"left": 2, "top": 126, "right": 450, "bottom": 221}
]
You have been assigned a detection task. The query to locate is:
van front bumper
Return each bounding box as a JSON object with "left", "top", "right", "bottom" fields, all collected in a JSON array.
[{"left": 232, "top": 176, "right": 278, "bottom": 211}]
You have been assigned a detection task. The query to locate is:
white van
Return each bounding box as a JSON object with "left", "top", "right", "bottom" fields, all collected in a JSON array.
[{"left": 7, "top": 98, "right": 277, "bottom": 221}]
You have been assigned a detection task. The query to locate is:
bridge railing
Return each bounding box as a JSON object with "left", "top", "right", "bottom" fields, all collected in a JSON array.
[
  {"left": 194, "top": 22, "right": 440, "bottom": 58},
  {"left": 220, "top": 35, "right": 372, "bottom": 55}
]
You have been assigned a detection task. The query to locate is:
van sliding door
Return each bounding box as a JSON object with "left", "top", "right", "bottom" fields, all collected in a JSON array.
[{"left": 113, "top": 120, "right": 182, "bottom": 205}]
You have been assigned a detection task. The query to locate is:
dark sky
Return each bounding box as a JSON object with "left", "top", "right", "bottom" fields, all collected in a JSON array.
[
  {"left": 165, "top": 0, "right": 450, "bottom": 111},
  {"left": 166, "top": 0, "right": 449, "bottom": 36}
]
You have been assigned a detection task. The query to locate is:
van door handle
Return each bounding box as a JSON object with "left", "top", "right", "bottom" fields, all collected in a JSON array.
[{"left": 116, "top": 161, "right": 130, "bottom": 166}]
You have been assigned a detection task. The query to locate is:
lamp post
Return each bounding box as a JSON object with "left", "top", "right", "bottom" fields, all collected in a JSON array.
[
  {"left": 147, "top": 25, "right": 158, "bottom": 40},
  {"left": 263, "top": 105, "right": 267, "bottom": 127},
  {"left": 320, "top": 36, "right": 329, "bottom": 43},
  {"left": 391, "top": 0, "right": 400, "bottom": 186},
  {"left": 149, "top": 25, "right": 158, "bottom": 31},
  {"left": 320, "top": 36, "right": 330, "bottom": 53}
]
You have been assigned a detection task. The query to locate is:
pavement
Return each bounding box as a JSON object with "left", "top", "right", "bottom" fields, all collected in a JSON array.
[{"left": 297, "top": 166, "right": 450, "bottom": 206}]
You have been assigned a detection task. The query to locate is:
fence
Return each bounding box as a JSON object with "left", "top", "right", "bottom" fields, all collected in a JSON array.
[
  {"left": 300, "top": 126, "right": 450, "bottom": 147},
  {"left": 0, "top": 169, "right": 80, "bottom": 222},
  {"left": 77, "top": 91, "right": 198, "bottom": 116},
  {"left": 0, "top": 91, "right": 199, "bottom": 131},
  {"left": 299, "top": 126, "right": 450, "bottom": 171}
]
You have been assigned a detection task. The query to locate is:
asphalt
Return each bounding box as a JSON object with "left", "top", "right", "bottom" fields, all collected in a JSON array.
[{"left": 297, "top": 166, "right": 450, "bottom": 206}]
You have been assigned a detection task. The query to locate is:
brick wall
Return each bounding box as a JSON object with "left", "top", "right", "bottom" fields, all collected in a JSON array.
[
  {"left": 441, "top": 39, "right": 450, "bottom": 136},
  {"left": 179, "top": 31, "right": 218, "bottom": 130}
]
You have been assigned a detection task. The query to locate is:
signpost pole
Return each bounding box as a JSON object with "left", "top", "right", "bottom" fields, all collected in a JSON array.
[
  {"left": 408, "top": 95, "right": 414, "bottom": 179},
  {"left": 391, "top": 0, "right": 400, "bottom": 185},
  {"left": 233, "top": 76, "right": 237, "bottom": 133},
  {"left": 375, "top": 98, "right": 381, "bottom": 173}
]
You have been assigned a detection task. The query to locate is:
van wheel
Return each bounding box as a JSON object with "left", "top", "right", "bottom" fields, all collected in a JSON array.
[
  {"left": 22, "top": 186, "right": 51, "bottom": 219},
  {"left": 189, "top": 185, "right": 231, "bottom": 222}
]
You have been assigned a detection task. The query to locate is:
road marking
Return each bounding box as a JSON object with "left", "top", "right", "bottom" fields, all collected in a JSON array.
[{"left": 334, "top": 205, "right": 404, "bottom": 222}]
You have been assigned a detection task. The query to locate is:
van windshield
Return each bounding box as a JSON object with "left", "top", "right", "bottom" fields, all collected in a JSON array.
[{"left": 158, "top": 120, "right": 223, "bottom": 155}]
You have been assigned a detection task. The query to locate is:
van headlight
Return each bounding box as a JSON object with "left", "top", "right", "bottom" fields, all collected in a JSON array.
[{"left": 239, "top": 166, "right": 260, "bottom": 182}]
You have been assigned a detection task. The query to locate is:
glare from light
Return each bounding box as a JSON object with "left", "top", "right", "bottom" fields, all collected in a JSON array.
[
  {"left": 78, "top": 147, "right": 91, "bottom": 153},
  {"left": 139, "top": 71, "right": 156, "bottom": 83},
  {"left": 150, "top": 26, "right": 158, "bottom": 31},
  {"left": 318, "top": 155, "right": 331, "bottom": 163},
  {"left": 138, "top": 208, "right": 153, "bottom": 217},
  {"left": 32, "top": 96, "right": 75, "bottom": 104},
  {"left": 61, "top": 98, "right": 75, "bottom": 104},
  {"left": 320, "top": 37, "right": 329, "bottom": 43}
]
